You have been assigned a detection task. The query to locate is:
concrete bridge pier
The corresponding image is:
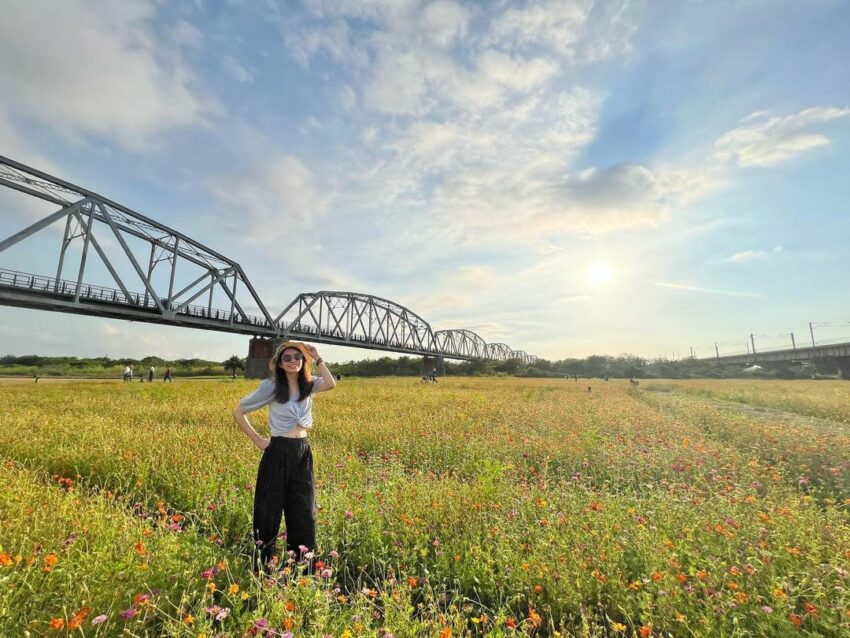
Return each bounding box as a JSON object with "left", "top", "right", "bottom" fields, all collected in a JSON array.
[
  {"left": 246, "top": 337, "right": 284, "bottom": 379},
  {"left": 837, "top": 357, "right": 850, "bottom": 380},
  {"left": 421, "top": 355, "right": 445, "bottom": 378}
]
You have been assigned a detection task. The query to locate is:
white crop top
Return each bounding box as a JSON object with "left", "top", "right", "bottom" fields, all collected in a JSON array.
[{"left": 239, "top": 377, "right": 325, "bottom": 436}]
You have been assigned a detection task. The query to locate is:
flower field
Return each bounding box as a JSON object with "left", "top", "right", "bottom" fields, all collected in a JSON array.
[{"left": 1, "top": 377, "right": 848, "bottom": 637}]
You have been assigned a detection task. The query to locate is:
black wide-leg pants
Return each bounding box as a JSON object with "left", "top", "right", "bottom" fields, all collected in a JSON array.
[{"left": 252, "top": 436, "right": 316, "bottom": 568}]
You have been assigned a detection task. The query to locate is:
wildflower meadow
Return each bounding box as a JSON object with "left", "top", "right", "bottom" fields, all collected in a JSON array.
[{"left": 0, "top": 377, "right": 848, "bottom": 636}]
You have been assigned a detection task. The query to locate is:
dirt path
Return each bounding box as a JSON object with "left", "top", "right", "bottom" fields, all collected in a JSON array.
[{"left": 640, "top": 387, "right": 849, "bottom": 435}]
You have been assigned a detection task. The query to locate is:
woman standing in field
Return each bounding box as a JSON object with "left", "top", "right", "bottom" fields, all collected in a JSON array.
[{"left": 232, "top": 341, "right": 336, "bottom": 570}]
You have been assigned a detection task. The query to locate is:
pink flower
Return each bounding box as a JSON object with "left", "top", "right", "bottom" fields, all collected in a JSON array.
[
  {"left": 432, "top": 538, "right": 440, "bottom": 547},
  {"left": 298, "top": 545, "right": 309, "bottom": 554},
  {"left": 254, "top": 618, "right": 269, "bottom": 628},
  {"left": 201, "top": 566, "right": 219, "bottom": 579},
  {"left": 91, "top": 614, "right": 108, "bottom": 625},
  {"left": 215, "top": 607, "right": 230, "bottom": 622},
  {"left": 328, "top": 550, "right": 339, "bottom": 559},
  {"left": 321, "top": 568, "right": 333, "bottom": 578},
  {"left": 344, "top": 511, "right": 354, "bottom": 520},
  {"left": 120, "top": 607, "right": 137, "bottom": 620}
]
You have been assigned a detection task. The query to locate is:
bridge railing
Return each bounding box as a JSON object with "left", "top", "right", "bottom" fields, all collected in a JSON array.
[
  {"left": 0, "top": 268, "right": 277, "bottom": 327},
  {"left": 0, "top": 268, "right": 473, "bottom": 353}
]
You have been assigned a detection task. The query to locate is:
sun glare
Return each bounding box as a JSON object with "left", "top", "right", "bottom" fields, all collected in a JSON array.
[{"left": 586, "top": 262, "right": 613, "bottom": 288}]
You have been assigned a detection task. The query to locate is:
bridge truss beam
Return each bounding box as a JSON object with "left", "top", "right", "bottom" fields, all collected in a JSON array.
[{"left": 0, "top": 155, "right": 538, "bottom": 363}]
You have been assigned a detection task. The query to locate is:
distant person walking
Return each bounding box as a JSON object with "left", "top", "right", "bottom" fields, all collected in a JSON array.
[
  {"left": 233, "top": 341, "right": 336, "bottom": 571},
  {"left": 123, "top": 366, "right": 131, "bottom": 382},
  {"left": 148, "top": 366, "right": 155, "bottom": 382},
  {"left": 163, "top": 367, "right": 173, "bottom": 382}
]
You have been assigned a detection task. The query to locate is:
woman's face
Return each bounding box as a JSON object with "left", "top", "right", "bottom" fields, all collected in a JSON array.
[{"left": 278, "top": 348, "right": 304, "bottom": 374}]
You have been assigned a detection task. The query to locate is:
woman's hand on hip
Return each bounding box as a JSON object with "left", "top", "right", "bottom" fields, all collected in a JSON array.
[{"left": 255, "top": 438, "right": 270, "bottom": 451}]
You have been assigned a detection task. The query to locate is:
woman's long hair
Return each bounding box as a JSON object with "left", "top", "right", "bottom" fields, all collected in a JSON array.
[{"left": 268, "top": 341, "right": 314, "bottom": 402}]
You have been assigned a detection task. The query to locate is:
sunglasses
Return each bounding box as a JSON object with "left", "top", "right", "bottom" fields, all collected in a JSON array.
[{"left": 279, "top": 352, "right": 303, "bottom": 362}]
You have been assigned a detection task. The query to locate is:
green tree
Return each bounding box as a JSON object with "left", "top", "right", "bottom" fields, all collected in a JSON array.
[{"left": 223, "top": 355, "right": 244, "bottom": 379}]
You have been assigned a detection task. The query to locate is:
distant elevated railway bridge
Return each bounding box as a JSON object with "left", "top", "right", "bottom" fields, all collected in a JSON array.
[
  {"left": 701, "top": 341, "right": 850, "bottom": 377},
  {"left": 0, "top": 155, "right": 537, "bottom": 376}
]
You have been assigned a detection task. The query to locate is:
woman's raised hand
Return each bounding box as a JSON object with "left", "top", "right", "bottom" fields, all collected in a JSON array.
[{"left": 304, "top": 344, "right": 320, "bottom": 362}]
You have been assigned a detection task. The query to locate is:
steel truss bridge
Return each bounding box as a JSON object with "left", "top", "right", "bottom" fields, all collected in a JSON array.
[{"left": 0, "top": 156, "right": 536, "bottom": 364}]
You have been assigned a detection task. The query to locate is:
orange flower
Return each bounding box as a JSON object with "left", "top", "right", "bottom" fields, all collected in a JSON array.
[
  {"left": 528, "top": 608, "right": 542, "bottom": 628},
  {"left": 696, "top": 569, "right": 708, "bottom": 580},
  {"left": 133, "top": 541, "right": 146, "bottom": 556},
  {"left": 407, "top": 576, "right": 418, "bottom": 588},
  {"left": 0, "top": 552, "right": 13, "bottom": 566},
  {"left": 533, "top": 584, "right": 543, "bottom": 593},
  {"left": 735, "top": 592, "right": 748, "bottom": 603},
  {"left": 229, "top": 583, "right": 240, "bottom": 594},
  {"left": 183, "top": 614, "right": 194, "bottom": 625},
  {"left": 803, "top": 602, "right": 818, "bottom": 616},
  {"left": 67, "top": 607, "right": 89, "bottom": 630},
  {"left": 49, "top": 617, "right": 65, "bottom": 629},
  {"left": 439, "top": 628, "right": 451, "bottom": 638},
  {"left": 44, "top": 553, "right": 58, "bottom": 571},
  {"left": 639, "top": 626, "right": 652, "bottom": 638},
  {"left": 285, "top": 601, "right": 296, "bottom": 612},
  {"left": 651, "top": 572, "right": 663, "bottom": 582},
  {"left": 283, "top": 617, "right": 295, "bottom": 630},
  {"left": 789, "top": 613, "right": 803, "bottom": 626},
  {"left": 505, "top": 617, "right": 518, "bottom": 629}
]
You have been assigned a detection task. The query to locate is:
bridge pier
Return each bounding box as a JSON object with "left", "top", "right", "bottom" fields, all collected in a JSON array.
[
  {"left": 836, "top": 357, "right": 850, "bottom": 380},
  {"left": 245, "top": 337, "right": 281, "bottom": 379},
  {"left": 421, "top": 355, "right": 445, "bottom": 378}
]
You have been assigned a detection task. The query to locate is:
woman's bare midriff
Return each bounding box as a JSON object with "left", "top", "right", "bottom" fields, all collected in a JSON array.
[{"left": 280, "top": 424, "right": 309, "bottom": 439}]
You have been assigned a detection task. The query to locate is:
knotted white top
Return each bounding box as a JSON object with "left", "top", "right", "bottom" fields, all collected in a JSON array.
[{"left": 239, "top": 377, "right": 325, "bottom": 435}]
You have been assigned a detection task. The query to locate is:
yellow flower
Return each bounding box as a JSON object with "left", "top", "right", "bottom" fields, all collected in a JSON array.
[
  {"left": 611, "top": 622, "right": 626, "bottom": 632},
  {"left": 183, "top": 614, "right": 194, "bottom": 625},
  {"left": 207, "top": 582, "right": 217, "bottom": 592},
  {"left": 229, "top": 583, "right": 239, "bottom": 594}
]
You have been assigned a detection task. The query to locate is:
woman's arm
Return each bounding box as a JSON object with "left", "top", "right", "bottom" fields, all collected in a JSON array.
[
  {"left": 305, "top": 344, "right": 336, "bottom": 392},
  {"left": 234, "top": 378, "right": 276, "bottom": 449},
  {"left": 232, "top": 406, "right": 269, "bottom": 450}
]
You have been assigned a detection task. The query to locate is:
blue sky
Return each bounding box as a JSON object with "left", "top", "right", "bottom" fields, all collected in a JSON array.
[{"left": 1, "top": 0, "right": 849, "bottom": 363}]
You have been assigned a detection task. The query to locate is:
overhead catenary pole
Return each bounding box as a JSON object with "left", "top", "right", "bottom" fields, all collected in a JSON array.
[
  {"left": 791, "top": 332, "right": 796, "bottom": 350},
  {"left": 810, "top": 322, "right": 816, "bottom": 348},
  {"left": 715, "top": 342, "right": 720, "bottom": 359},
  {"left": 750, "top": 333, "right": 756, "bottom": 356}
]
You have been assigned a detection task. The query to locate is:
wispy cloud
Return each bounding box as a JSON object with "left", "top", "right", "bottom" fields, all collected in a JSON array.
[
  {"left": 0, "top": 0, "right": 212, "bottom": 151},
  {"left": 723, "top": 246, "right": 783, "bottom": 263},
  {"left": 654, "top": 282, "right": 764, "bottom": 298},
  {"left": 715, "top": 107, "right": 850, "bottom": 167}
]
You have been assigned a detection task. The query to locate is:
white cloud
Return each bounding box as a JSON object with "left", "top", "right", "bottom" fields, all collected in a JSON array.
[
  {"left": 715, "top": 107, "right": 850, "bottom": 167},
  {"left": 222, "top": 55, "right": 255, "bottom": 83},
  {"left": 488, "top": 0, "right": 639, "bottom": 62},
  {"left": 171, "top": 18, "right": 205, "bottom": 50},
  {"left": 421, "top": 0, "right": 472, "bottom": 47},
  {"left": 209, "top": 155, "right": 330, "bottom": 245},
  {"left": 723, "top": 246, "right": 783, "bottom": 263},
  {"left": 0, "top": 0, "right": 207, "bottom": 150},
  {"left": 490, "top": 0, "right": 593, "bottom": 57}
]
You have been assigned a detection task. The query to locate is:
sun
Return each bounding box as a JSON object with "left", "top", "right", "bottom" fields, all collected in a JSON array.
[{"left": 586, "top": 262, "right": 613, "bottom": 288}]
